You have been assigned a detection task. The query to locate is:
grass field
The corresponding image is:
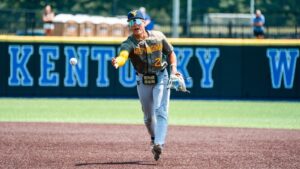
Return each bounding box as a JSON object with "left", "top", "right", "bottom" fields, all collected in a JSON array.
[{"left": 0, "top": 98, "right": 299, "bottom": 129}]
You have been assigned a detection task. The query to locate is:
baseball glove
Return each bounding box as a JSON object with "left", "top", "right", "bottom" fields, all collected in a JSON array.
[{"left": 168, "top": 73, "right": 190, "bottom": 93}]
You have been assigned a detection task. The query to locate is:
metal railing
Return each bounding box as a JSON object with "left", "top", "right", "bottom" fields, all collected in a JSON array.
[{"left": 160, "top": 23, "right": 300, "bottom": 39}]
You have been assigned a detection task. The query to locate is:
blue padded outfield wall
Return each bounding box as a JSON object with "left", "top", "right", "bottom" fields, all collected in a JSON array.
[{"left": 0, "top": 36, "right": 299, "bottom": 99}]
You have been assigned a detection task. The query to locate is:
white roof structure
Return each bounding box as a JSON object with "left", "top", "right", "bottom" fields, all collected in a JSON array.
[
  {"left": 53, "top": 14, "right": 75, "bottom": 23},
  {"left": 204, "top": 13, "right": 253, "bottom": 25},
  {"left": 53, "top": 13, "right": 128, "bottom": 26}
]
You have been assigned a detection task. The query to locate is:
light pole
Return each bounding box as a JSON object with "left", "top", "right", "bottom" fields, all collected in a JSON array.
[
  {"left": 250, "top": 0, "right": 255, "bottom": 15},
  {"left": 186, "top": 0, "right": 192, "bottom": 37},
  {"left": 172, "top": 0, "right": 180, "bottom": 38}
]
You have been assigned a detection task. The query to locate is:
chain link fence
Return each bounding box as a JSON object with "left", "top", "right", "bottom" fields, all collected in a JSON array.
[{"left": 0, "top": 9, "right": 299, "bottom": 38}]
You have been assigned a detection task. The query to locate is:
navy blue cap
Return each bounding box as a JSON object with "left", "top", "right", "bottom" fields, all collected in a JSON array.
[{"left": 127, "top": 10, "right": 144, "bottom": 21}]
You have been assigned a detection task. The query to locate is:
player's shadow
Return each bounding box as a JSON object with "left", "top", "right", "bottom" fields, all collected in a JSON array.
[{"left": 75, "top": 160, "right": 157, "bottom": 166}]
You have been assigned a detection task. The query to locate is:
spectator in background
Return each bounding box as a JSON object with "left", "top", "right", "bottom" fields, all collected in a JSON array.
[
  {"left": 139, "top": 7, "right": 154, "bottom": 30},
  {"left": 42, "top": 5, "right": 55, "bottom": 36},
  {"left": 252, "top": 9, "right": 265, "bottom": 39}
]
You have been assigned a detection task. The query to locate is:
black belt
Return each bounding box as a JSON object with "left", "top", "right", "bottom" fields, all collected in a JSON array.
[{"left": 136, "top": 68, "right": 165, "bottom": 75}]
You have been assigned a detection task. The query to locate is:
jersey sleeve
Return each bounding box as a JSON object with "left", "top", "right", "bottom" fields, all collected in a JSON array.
[
  {"left": 120, "top": 39, "right": 132, "bottom": 52},
  {"left": 159, "top": 32, "right": 174, "bottom": 56},
  {"left": 116, "top": 39, "right": 133, "bottom": 67}
]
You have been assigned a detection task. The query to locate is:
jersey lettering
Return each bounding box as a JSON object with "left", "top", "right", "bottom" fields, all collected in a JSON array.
[
  {"left": 150, "top": 43, "right": 162, "bottom": 52},
  {"left": 153, "top": 58, "right": 161, "bottom": 67},
  {"left": 134, "top": 47, "right": 143, "bottom": 55},
  {"left": 133, "top": 44, "right": 163, "bottom": 55}
]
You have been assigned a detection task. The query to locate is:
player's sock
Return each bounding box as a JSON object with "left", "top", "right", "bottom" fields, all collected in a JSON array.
[{"left": 151, "top": 137, "right": 155, "bottom": 145}]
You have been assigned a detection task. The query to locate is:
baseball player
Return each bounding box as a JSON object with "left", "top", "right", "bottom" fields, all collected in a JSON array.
[{"left": 111, "top": 9, "right": 179, "bottom": 161}]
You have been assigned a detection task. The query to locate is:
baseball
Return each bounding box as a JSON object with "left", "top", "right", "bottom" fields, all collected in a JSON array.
[{"left": 69, "top": 57, "right": 77, "bottom": 66}]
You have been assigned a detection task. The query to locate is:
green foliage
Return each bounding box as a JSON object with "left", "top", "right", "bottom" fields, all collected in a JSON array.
[{"left": 0, "top": 0, "right": 299, "bottom": 26}]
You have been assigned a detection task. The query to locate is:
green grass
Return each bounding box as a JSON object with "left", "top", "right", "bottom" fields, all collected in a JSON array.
[{"left": 0, "top": 98, "right": 299, "bottom": 129}]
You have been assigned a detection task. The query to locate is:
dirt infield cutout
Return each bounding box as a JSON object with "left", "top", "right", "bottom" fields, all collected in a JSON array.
[{"left": 0, "top": 122, "right": 299, "bottom": 169}]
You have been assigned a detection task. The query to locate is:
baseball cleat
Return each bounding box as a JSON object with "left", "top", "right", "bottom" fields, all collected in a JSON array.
[
  {"left": 152, "top": 144, "right": 162, "bottom": 161},
  {"left": 150, "top": 137, "right": 155, "bottom": 148},
  {"left": 150, "top": 139, "right": 155, "bottom": 147}
]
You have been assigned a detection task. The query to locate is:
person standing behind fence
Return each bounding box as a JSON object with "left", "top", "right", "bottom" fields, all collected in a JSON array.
[
  {"left": 139, "top": 7, "right": 154, "bottom": 30},
  {"left": 42, "top": 5, "right": 55, "bottom": 36},
  {"left": 252, "top": 9, "right": 265, "bottom": 39}
]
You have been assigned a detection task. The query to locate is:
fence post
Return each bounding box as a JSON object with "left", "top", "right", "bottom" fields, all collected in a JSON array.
[
  {"left": 208, "top": 24, "right": 211, "bottom": 38},
  {"left": 228, "top": 21, "right": 232, "bottom": 38},
  {"left": 295, "top": 24, "right": 298, "bottom": 38},
  {"left": 25, "top": 11, "right": 36, "bottom": 35}
]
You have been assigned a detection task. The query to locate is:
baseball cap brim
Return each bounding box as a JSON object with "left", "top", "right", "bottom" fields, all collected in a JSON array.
[{"left": 127, "top": 10, "right": 144, "bottom": 21}]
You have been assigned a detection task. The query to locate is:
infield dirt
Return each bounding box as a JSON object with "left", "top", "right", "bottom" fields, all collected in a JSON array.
[{"left": 0, "top": 122, "right": 299, "bottom": 169}]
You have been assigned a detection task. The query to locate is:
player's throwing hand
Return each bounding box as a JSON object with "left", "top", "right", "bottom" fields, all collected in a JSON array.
[{"left": 111, "top": 58, "right": 118, "bottom": 69}]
